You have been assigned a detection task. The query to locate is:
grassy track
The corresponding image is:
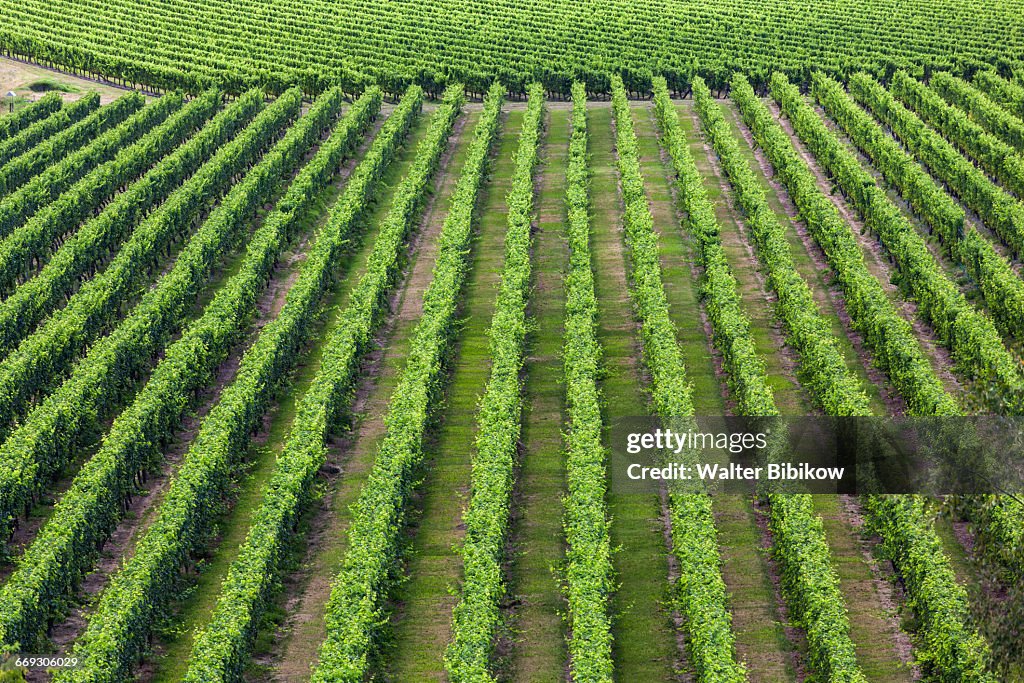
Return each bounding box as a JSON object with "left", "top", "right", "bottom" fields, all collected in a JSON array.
[
  {"left": 588, "top": 103, "right": 679, "bottom": 681},
  {"left": 811, "top": 496, "right": 915, "bottom": 682},
  {"left": 385, "top": 110, "right": 519, "bottom": 679},
  {"left": 502, "top": 105, "right": 570, "bottom": 680},
  {"left": 137, "top": 108, "right": 437, "bottom": 682}
]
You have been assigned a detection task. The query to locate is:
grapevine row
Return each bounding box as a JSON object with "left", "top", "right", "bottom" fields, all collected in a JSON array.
[
  {"left": 0, "top": 88, "right": 258, "bottom": 357},
  {"left": 0, "top": 88, "right": 274, "bottom": 437},
  {"left": 0, "top": 89, "right": 299, "bottom": 540},
  {"left": 558, "top": 83, "right": 615, "bottom": 683},
  {"left": 812, "top": 72, "right": 1024, "bottom": 341},
  {"left": 0, "top": 89, "right": 221, "bottom": 342},
  {"left": 655, "top": 76, "right": 867, "bottom": 682},
  {"left": 0, "top": 0, "right": 1021, "bottom": 98},
  {"left": 0, "top": 91, "right": 150, "bottom": 241},
  {"left": 0, "top": 87, "right": 348, "bottom": 653},
  {"left": 731, "top": 73, "right": 959, "bottom": 416},
  {"left": 0, "top": 93, "right": 97, "bottom": 171},
  {"left": 611, "top": 74, "right": 746, "bottom": 682},
  {"left": 692, "top": 77, "right": 871, "bottom": 415},
  {"left": 445, "top": 82, "right": 543, "bottom": 682},
  {"left": 652, "top": 76, "right": 774, "bottom": 415},
  {"left": 182, "top": 84, "right": 454, "bottom": 682},
  {"left": 0, "top": 92, "right": 133, "bottom": 197},
  {"left": 931, "top": 72, "right": 1024, "bottom": 152},
  {"left": 734, "top": 73, "right": 995, "bottom": 681},
  {"left": 0, "top": 89, "right": 220, "bottom": 313},
  {"left": 974, "top": 70, "right": 1024, "bottom": 122},
  {"left": 306, "top": 84, "right": 499, "bottom": 683},
  {"left": 864, "top": 495, "right": 995, "bottom": 681},
  {"left": 890, "top": 71, "right": 1024, "bottom": 197},
  {"left": 848, "top": 72, "right": 1024, "bottom": 265},
  {"left": 58, "top": 85, "right": 397, "bottom": 683},
  {"left": 0, "top": 92, "right": 61, "bottom": 141},
  {"left": 770, "top": 72, "right": 1024, "bottom": 412}
]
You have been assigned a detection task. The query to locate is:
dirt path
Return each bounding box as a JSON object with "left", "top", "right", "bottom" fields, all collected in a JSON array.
[
  {"left": 262, "top": 109, "right": 480, "bottom": 683},
  {"left": 0, "top": 55, "right": 134, "bottom": 106},
  {"left": 501, "top": 105, "right": 570, "bottom": 680}
]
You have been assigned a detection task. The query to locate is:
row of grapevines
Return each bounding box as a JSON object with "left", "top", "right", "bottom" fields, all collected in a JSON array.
[
  {"left": 691, "top": 77, "right": 871, "bottom": 416},
  {"left": 864, "top": 496, "right": 995, "bottom": 681},
  {"left": 848, "top": 73, "right": 1024, "bottom": 266},
  {"left": 735, "top": 73, "right": 994, "bottom": 681},
  {"left": 183, "top": 83, "right": 463, "bottom": 682},
  {"left": 731, "top": 73, "right": 959, "bottom": 416},
  {"left": 652, "top": 76, "right": 773, "bottom": 414},
  {"left": 0, "top": 87, "right": 350, "bottom": 653},
  {"left": 890, "top": 71, "right": 1024, "bottom": 197},
  {"left": 812, "top": 73, "right": 1024, "bottom": 341},
  {"left": 307, "top": 84, "right": 500, "bottom": 683},
  {"left": 0, "top": 92, "right": 97, "bottom": 169},
  {"left": 0, "top": 88, "right": 221, "bottom": 331},
  {"left": 974, "top": 70, "right": 1024, "bottom": 122},
  {"left": 0, "top": 92, "right": 134, "bottom": 197},
  {"left": 0, "top": 88, "right": 278, "bottom": 437},
  {"left": 445, "top": 82, "right": 544, "bottom": 682},
  {"left": 558, "top": 82, "right": 615, "bottom": 683},
  {"left": 611, "top": 74, "right": 746, "bottom": 682},
  {"left": 56, "top": 85, "right": 397, "bottom": 683},
  {"left": 770, "top": 72, "right": 1024, "bottom": 413},
  {"left": 656, "top": 76, "right": 868, "bottom": 682},
  {"left": 0, "top": 92, "right": 61, "bottom": 141},
  {"left": 0, "top": 89, "right": 221, "bottom": 308},
  {"left": 0, "top": 90, "right": 300, "bottom": 539},
  {"left": 0, "top": 89, "right": 258, "bottom": 356},
  {"left": 0, "top": 91, "right": 149, "bottom": 240},
  {"left": 931, "top": 72, "right": 1024, "bottom": 152},
  {"left": 1, "top": 0, "right": 1020, "bottom": 99}
]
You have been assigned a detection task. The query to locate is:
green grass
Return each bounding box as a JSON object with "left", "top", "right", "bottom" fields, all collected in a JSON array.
[
  {"left": 712, "top": 494, "right": 797, "bottom": 681},
  {"left": 588, "top": 103, "right": 679, "bottom": 681},
  {"left": 141, "top": 108, "right": 437, "bottom": 682},
  {"left": 385, "top": 110, "right": 520, "bottom": 680},
  {"left": 502, "top": 105, "right": 570, "bottom": 681}
]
